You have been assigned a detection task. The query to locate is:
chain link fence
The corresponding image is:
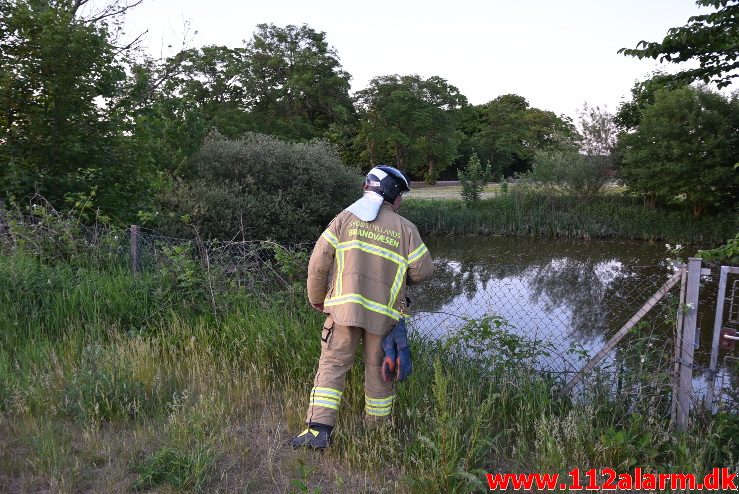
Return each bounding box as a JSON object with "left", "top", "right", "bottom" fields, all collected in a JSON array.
[
  {"left": 1, "top": 201, "right": 736, "bottom": 422},
  {"left": 129, "top": 227, "right": 736, "bottom": 420},
  {"left": 135, "top": 227, "right": 313, "bottom": 293},
  {"left": 409, "top": 260, "right": 693, "bottom": 418}
]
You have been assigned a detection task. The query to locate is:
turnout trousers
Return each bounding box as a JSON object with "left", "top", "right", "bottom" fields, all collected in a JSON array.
[{"left": 305, "top": 316, "right": 395, "bottom": 427}]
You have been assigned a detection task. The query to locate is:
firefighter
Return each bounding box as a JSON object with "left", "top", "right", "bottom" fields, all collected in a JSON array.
[{"left": 290, "top": 165, "right": 433, "bottom": 449}]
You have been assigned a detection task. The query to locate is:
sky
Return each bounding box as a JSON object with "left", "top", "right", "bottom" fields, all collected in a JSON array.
[{"left": 113, "top": 0, "right": 711, "bottom": 120}]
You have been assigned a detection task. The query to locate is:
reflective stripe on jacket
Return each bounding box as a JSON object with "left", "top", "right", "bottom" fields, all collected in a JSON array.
[{"left": 307, "top": 202, "right": 433, "bottom": 335}]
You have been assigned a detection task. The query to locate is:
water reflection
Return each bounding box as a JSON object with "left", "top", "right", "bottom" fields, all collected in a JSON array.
[
  {"left": 408, "top": 236, "right": 735, "bottom": 408},
  {"left": 409, "top": 237, "right": 684, "bottom": 372}
]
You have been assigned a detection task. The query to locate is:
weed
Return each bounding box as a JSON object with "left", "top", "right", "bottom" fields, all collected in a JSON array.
[
  {"left": 133, "top": 445, "right": 215, "bottom": 491},
  {"left": 289, "top": 458, "right": 322, "bottom": 494}
]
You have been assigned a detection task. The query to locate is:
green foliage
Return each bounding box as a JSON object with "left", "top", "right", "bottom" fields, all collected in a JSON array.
[
  {"left": 529, "top": 151, "right": 611, "bottom": 200},
  {"left": 0, "top": 0, "right": 150, "bottom": 220},
  {"left": 2, "top": 13, "right": 356, "bottom": 223},
  {"left": 528, "top": 105, "right": 616, "bottom": 200},
  {"left": 156, "top": 133, "right": 362, "bottom": 242},
  {"left": 618, "top": 86, "right": 739, "bottom": 216},
  {"left": 698, "top": 233, "right": 739, "bottom": 264},
  {"left": 270, "top": 242, "right": 310, "bottom": 293},
  {"left": 578, "top": 104, "right": 618, "bottom": 157},
  {"left": 457, "top": 153, "right": 490, "bottom": 206},
  {"left": 614, "top": 76, "right": 686, "bottom": 131},
  {"left": 443, "top": 315, "right": 587, "bottom": 375},
  {"left": 289, "top": 459, "right": 322, "bottom": 494},
  {"left": 133, "top": 446, "right": 215, "bottom": 492},
  {"left": 1, "top": 196, "right": 122, "bottom": 266},
  {"left": 128, "top": 24, "right": 355, "bottom": 179},
  {"left": 355, "top": 74, "right": 467, "bottom": 180},
  {"left": 1, "top": 249, "right": 736, "bottom": 490},
  {"left": 244, "top": 23, "right": 354, "bottom": 139},
  {"left": 403, "top": 192, "right": 737, "bottom": 243},
  {"left": 457, "top": 95, "right": 579, "bottom": 178},
  {"left": 619, "top": 0, "right": 739, "bottom": 88},
  {"left": 61, "top": 344, "right": 178, "bottom": 423},
  {"left": 445, "top": 315, "right": 550, "bottom": 364},
  {"left": 128, "top": 45, "right": 253, "bottom": 178},
  {"left": 406, "top": 357, "right": 493, "bottom": 493}
]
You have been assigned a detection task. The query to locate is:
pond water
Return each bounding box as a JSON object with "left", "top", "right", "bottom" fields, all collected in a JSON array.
[{"left": 407, "top": 236, "right": 734, "bottom": 401}]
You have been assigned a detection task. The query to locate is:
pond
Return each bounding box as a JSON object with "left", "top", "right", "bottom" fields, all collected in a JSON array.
[{"left": 407, "top": 236, "right": 734, "bottom": 403}]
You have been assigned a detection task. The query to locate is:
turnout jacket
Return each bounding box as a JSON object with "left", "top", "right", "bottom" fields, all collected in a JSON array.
[{"left": 307, "top": 202, "right": 433, "bottom": 335}]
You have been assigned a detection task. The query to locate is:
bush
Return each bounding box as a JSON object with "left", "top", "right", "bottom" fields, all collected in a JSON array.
[
  {"left": 529, "top": 150, "right": 611, "bottom": 200},
  {"left": 698, "top": 233, "right": 739, "bottom": 265},
  {"left": 156, "top": 133, "right": 362, "bottom": 243},
  {"left": 458, "top": 153, "right": 490, "bottom": 206}
]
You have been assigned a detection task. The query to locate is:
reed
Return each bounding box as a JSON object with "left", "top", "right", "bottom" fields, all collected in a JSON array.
[{"left": 402, "top": 189, "right": 736, "bottom": 245}]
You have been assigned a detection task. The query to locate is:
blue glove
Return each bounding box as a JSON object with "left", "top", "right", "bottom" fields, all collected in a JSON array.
[
  {"left": 393, "top": 319, "right": 413, "bottom": 382},
  {"left": 381, "top": 319, "right": 413, "bottom": 383},
  {"left": 381, "top": 326, "right": 397, "bottom": 382}
]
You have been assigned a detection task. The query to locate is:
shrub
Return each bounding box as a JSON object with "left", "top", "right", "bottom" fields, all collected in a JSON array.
[
  {"left": 156, "top": 133, "right": 362, "bottom": 243},
  {"left": 458, "top": 153, "right": 490, "bottom": 206},
  {"left": 698, "top": 233, "right": 739, "bottom": 265},
  {"left": 529, "top": 150, "right": 611, "bottom": 200}
]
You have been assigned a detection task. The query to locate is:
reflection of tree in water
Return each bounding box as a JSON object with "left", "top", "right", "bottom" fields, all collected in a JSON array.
[
  {"left": 525, "top": 259, "right": 669, "bottom": 342},
  {"left": 526, "top": 259, "right": 612, "bottom": 342},
  {"left": 412, "top": 236, "right": 671, "bottom": 345},
  {"left": 411, "top": 257, "right": 532, "bottom": 314},
  {"left": 410, "top": 258, "right": 466, "bottom": 312},
  {"left": 411, "top": 236, "right": 726, "bottom": 383}
]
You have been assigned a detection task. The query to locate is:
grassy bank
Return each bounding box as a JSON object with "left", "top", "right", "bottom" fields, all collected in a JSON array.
[
  {"left": 1, "top": 253, "right": 737, "bottom": 493},
  {"left": 403, "top": 190, "right": 736, "bottom": 245}
]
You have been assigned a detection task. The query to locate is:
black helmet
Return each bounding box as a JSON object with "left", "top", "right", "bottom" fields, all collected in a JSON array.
[{"left": 365, "top": 165, "right": 411, "bottom": 203}]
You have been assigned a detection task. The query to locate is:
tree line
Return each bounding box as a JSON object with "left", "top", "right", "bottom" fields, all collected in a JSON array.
[{"left": 1, "top": 0, "right": 737, "bottom": 230}]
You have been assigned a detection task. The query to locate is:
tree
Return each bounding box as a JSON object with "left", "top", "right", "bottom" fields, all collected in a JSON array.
[
  {"left": 125, "top": 45, "right": 252, "bottom": 178},
  {"left": 614, "top": 75, "right": 686, "bottom": 131},
  {"left": 529, "top": 105, "right": 615, "bottom": 200},
  {"left": 458, "top": 153, "right": 490, "bottom": 206},
  {"left": 242, "top": 24, "right": 354, "bottom": 140},
  {"left": 127, "top": 23, "right": 356, "bottom": 181},
  {"left": 619, "top": 0, "right": 739, "bottom": 88},
  {"left": 0, "top": 0, "right": 147, "bottom": 219},
  {"left": 618, "top": 86, "right": 739, "bottom": 216},
  {"left": 355, "top": 74, "right": 467, "bottom": 181},
  {"left": 459, "top": 95, "right": 577, "bottom": 178},
  {"left": 578, "top": 104, "right": 617, "bottom": 157}
]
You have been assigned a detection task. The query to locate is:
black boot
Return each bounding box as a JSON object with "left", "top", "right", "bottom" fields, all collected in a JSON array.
[{"left": 290, "top": 423, "right": 333, "bottom": 449}]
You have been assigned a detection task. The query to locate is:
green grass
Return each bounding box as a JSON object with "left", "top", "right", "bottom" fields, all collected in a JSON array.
[
  {"left": 133, "top": 446, "right": 215, "bottom": 492},
  {"left": 408, "top": 183, "right": 501, "bottom": 200},
  {"left": 403, "top": 189, "right": 736, "bottom": 245},
  {"left": 1, "top": 254, "right": 737, "bottom": 493}
]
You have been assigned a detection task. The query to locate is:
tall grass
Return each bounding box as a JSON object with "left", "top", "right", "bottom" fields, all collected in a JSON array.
[
  {"left": 1, "top": 254, "right": 737, "bottom": 493},
  {"left": 403, "top": 189, "right": 736, "bottom": 245}
]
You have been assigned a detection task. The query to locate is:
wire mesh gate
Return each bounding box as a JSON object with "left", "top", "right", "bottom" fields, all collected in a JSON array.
[{"left": 705, "top": 265, "right": 739, "bottom": 414}]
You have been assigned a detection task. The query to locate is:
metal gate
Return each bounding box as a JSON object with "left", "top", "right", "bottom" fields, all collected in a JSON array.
[
  {"left": 705, "top": 265, "right": 739, "bottom": 413},
  {"left": 561, "top": 258, "right": 739, "bottom": 432}
]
